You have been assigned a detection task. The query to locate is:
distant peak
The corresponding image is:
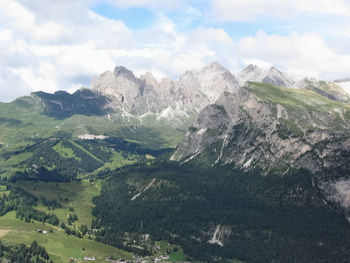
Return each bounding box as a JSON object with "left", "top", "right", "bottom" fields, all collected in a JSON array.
[
  {"left": 141, "top": 72, "right": 158, "bottom": 85},
  {"left": 268, "top": 66, "right": 282, "bottom": 74},
  {"left": 181, "top": 70, "right": 198, "bottom": 79},
  {"left": 113, "top": 66, "right": 135, "bottom": 79},
  {"left": 141, "top": 71, "right": 156, "bottom": 80},
  {"left": 203, "top": 62, "right": 226, "bottom": 71},
  {"left": 244, "top": 64, "right": 259, "bottom": 72}
]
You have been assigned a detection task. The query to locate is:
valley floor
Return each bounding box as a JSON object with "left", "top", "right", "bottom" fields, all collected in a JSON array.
[
  {"left": 0, "top": 211, "right": 132, "bottom": 263},
  {"left": 0, "top": 179, "right": 189, "bottom": 263}
]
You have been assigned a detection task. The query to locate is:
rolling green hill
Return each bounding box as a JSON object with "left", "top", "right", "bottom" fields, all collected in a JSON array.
[
  {"left": 0, "top": 89, "right": 187, "bottom": 262},
  {"left": 0, "top": 211, "right": 132, "bottom": 263},
  {"left": 0, "top": 90, "right": 182, "bottom": 182}
]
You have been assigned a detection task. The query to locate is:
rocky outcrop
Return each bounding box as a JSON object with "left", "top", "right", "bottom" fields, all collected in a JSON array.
[
  {"left": 238, "top": 64, "right": 350, "bottom": 102},
  {"left": 90, "top": 62, "right": 240, "bottom": 127},
  {"left": 90, "top": 63, "right": 350, "bottom": 130},
  {"left": 171, "top": 82, "right": 350, "bottom": 174},
  {"left": 262, "top": 67, "right": 293, "bottom": 87},
  {"left": 237, "top": 64, "right": 294, "bottom": 87},
  {"left": 292, "top": 78, "right": 350, "bottom": 102}
]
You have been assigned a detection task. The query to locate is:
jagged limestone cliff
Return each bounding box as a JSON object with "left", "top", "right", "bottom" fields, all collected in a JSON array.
[
  {"left": 90, "top": 63, "right": 240, "bottom": 128},
  {"left": 171, "top": 82, "right": 350, "bottom": 174}
]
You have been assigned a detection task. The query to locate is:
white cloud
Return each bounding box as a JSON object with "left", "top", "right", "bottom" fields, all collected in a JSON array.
[
  {"left": 11, "top": 62, "right": 58, "bottom": 93},
  {"left": 105, "top": 0, "right": 183, "bottom": 10},
  {"left": 0, "top": 0, "right": 349, "bottom": 102},
  {"left": 0, "top": 0, "right": 35, "bottom": 28},
  {"left": 342, "top": 27, "right": 350, "bottom": 38},
  {"left": 0, "top": 0, "right": 68, "bottom": 42},
  {"left": 238, "top": 31, "right": 350, "bottom": 79},
  {"left": 211, "top": 0, "right": 350, "bottom": 21},
  {"left": 57, "top": 43, "right": 116, "bottom": 76},
  {"left": 295, "top": 0, "right": 350, "bottom": 16},
  {"left": 0, "top": 30, "right": 12, "bottom": 42}
]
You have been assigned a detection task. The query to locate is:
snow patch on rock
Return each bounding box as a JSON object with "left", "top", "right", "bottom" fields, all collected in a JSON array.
[{"left": 156, "top": 106, "right": 188, "bottom": 121}]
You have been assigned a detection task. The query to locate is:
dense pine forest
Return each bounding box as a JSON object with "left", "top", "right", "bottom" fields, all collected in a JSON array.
[
  {"left": 0, "top": 240, "right": 52, "bottom": 263},
  {"left": 92, "top": 161, "right": 350, "bottom": 263}
]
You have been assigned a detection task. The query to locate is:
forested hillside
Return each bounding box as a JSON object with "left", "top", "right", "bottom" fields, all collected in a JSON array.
[{"left": 92, "top": 161, "right": 350, "bottom": 263}]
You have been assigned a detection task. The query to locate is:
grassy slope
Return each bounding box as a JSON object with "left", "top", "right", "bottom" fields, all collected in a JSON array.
[
  {"left": 1, "top": 179, "right": 134, "bottom": 262},
  {"left": 1, "top": 180, "right": 188, "bottom": 262},
  {"left": 0, "top": 96, "right": 184, "bottom": 180},
  {"left": 246, "top": 82, "right": 350, "bottom": 133},
  {"left": 69, "top": 140, "right": 103, "bottom": 164},
  {"left": 82, "top": 150, "right": 136, "bottom": 178},
  {"left": 247, "top": 82, "right": 350, "bottom": 112},
  {"left": 16, "top": 179, "right": 100, "bottom": 227},
  {"left": 53, "top": 141, "right": 81, "bottom": 161},
  {"left": 0, "top": 211, "right": 132, "bottom": 263}
]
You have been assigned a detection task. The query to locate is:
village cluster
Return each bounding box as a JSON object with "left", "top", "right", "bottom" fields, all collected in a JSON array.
[{"left": 66, "top": 253, "right": 187, "bottom": 263}]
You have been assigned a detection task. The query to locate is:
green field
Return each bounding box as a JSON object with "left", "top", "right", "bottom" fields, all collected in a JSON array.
[
  {"left": 0, "top": 211, "right": 132, "bottom": 263},
  {"left": 168, "top": 252, "right": 186, "bottom": 262},
  {"left": 0, "top": 180, "right": 192, "bottom": 262},
  {"left": 0, "top": 93, "right": 186, "bottom": 182},
  {"left": 16, "top": 179, "right": 100, "bottom": 227},
  {"left": 53, "top": 141, "right": 81, "bottom": 161},
  {"left": 82, "top": 150, "right": 137, "bottom": 178}
]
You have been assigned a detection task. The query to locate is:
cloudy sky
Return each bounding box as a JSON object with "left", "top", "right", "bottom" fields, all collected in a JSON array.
[{"left": 0, "top": 0, "right": 350, "bottom": 101}]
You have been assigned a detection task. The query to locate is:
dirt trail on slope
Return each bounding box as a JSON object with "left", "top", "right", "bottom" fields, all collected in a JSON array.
[{"left": 131, "top": 178, "right": 156, "bottom": 201}]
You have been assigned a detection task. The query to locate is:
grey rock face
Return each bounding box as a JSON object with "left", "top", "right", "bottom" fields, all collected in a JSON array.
[
  {"left": 237, "top": 64, "right": 293, "bottom": 87},
  {"left": 292, "top": 78, "right": 350, "bottom": 102},
  {"left": 91, "top": 62, "right": 240, "bottom": 127},
  {"left": 262, "top": 67, "right": 293, "bottom": 87},
  {"left": 238, "top": 65, "right": 350, "bottom": 102},
  {"left": 171, "top": 82, "right": 350, "bottom": 175},
  {"left": 91, "top": 66, "right": 162, "bottom": 115}
]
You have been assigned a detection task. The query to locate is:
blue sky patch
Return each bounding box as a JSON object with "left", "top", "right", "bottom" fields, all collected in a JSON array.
[{"left": 92, "top": 3, "right": 155, "bottom": 29}]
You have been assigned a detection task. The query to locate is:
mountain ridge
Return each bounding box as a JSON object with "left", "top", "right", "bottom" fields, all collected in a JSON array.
[{"left": 171, "top": 81, "right": 350, "bottom": 171}]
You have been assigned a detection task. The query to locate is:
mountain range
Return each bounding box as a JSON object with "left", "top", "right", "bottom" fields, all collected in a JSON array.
[
  {"left": 2, "top": 62, "right": 350, "bottom": 262},
  {"left": 90, "top": 62, "right": 350, "bottom": 213},
  {"left": 90, "top": 62, "right": 350, "bottom": 126},
  {"left": 2, "top": 62, "right": 350, "bottom": 178}
]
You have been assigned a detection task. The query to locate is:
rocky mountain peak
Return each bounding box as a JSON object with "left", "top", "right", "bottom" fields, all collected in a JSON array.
[
  {"left": 244, "top": 64, "right": 259, "bottom": 73},
  {"left": 268, "top": 66, "right": 281, "bottom": 73},
  {"left": 202, "top": 62, "right": 226, "bottom": 72},
  {"left": 113, "top": 66, "right": 136, "bottom": 80},
  {"left": 179, "top": 70, "right": 199, "bottom": 82},
  {"left": 197, "top": 62, "right": 240, "bottom": 103},
  {"left": 237, "top": 64, "right": 264, "bottom": 86},
  {"left": 161, "top": 77, "right": 174, "bottom": 86},
  {"left": 141, "top": 72, "right": 158, "bottom": 87},
  {"left": 171, "top": 81, "right": 350, "bottom": 177},
  {"left": 91, "top": 63, "right": 350, "bottom": 131},
  {"left": 262, "top": 66, "right": 293, "bottom": 87}
]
